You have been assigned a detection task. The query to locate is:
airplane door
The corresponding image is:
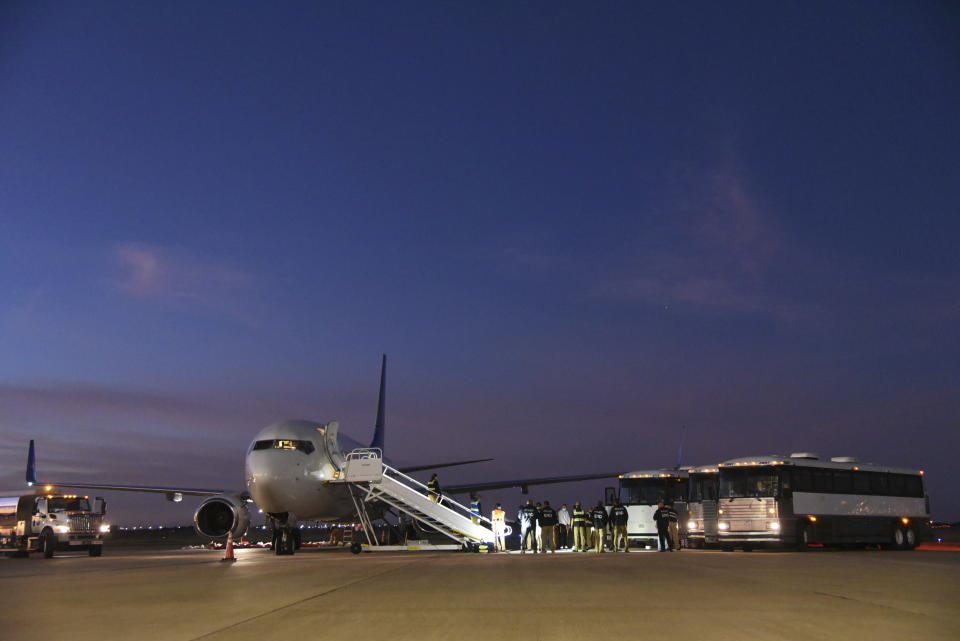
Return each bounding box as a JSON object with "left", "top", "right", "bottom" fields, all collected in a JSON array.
[{"left": 321, "top": 421, "right": 346, "bottom": 472}]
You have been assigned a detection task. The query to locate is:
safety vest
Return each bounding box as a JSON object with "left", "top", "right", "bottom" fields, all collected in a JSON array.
[
  {"left": 470, "top": 499, "right": 481, "bottom": 516},
  {"left": 492, "top": 508, "right": 505, "bottom": 523},
  {"left": 572, "top": 507, "right": 587, "bottom": 526},
  {"left": 427, "top": 478, "right": 440, "bottom": 492}
]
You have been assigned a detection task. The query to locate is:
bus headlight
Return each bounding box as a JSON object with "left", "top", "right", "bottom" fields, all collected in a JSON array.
[
  {"left": 718, "top": 521, "right": 729, "bottom": 531},
  {"left": 688, "top": 520, "right": 698, "bottom": 530},
  {"left": 99, "top": 524, "right": 111, "bottom": 533},
  {"left": 768, "top": 521, "right": 780, "bottom": 531},
  {"left": 55, "top": 525, "right": 70, "bottom": 534}
]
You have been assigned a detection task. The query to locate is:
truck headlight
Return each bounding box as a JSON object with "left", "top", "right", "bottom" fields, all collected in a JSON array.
[
  {"left": 99, "top": 524, "right": 111, "bottom": 533},
  {"left": 768, "top": 521, "right": 780, "bottom": 531},
  {"left": 687, "top": 520, "right": 698, "bottom": 530},
  {"left": 55, "top": 525, "right": 70, "bottom": 534},
  {"left": 718, "top": 521, "right": 729, "bottom": 531}
]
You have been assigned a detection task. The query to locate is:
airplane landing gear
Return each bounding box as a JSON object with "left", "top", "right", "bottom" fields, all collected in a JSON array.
[{"left": 270, "top": 514, "right": 297, "bottom": 556}]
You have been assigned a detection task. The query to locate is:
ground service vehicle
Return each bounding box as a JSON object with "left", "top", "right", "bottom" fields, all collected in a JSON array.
[
  {"left": 0, "top": 492, "right": 108, "bottom": 558},
  {"left": 716, "top": 453, "right": 929, "bottom": 551},
  {"left": 607, "top": 469, "right": 688, "bottom": 548},
  {"left": 684, "top": 465, "right": 719, "bottom": 548}
]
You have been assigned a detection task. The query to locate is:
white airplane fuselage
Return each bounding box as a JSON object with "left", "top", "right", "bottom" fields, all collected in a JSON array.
[{"left": 244, "top": 420, "right": 363, "bottom": 522}]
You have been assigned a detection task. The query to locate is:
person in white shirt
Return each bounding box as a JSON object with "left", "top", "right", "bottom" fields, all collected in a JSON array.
[{"left": 557, "top": 504, "right": 572, "bottom": 549}]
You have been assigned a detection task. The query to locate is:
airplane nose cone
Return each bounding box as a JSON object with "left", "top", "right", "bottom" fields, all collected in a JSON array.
[{"left": 246, "top": 451, "right": 297, "bottom": 513}]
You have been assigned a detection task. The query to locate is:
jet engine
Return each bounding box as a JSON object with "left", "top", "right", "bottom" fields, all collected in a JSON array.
[{"left": 193, "top": 494, "right": 250, "bottom": 539}]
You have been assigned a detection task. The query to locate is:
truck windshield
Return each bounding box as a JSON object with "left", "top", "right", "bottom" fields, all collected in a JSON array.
[
  {"left": 619, "top": 478, "right": 687, "bottom": 505},
  {"left": 719, "top": 469, "right": 780, "bottom": 498},
  {"left": 47, "top": 498, "right": 91, "bottom": 512}
]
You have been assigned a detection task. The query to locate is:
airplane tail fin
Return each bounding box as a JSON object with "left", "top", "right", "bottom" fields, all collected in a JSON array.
[
  {"left": 369, "top": 354, "right": 386, "bottom": 452},
  {"left": 26, "top": 439, "right": 37, "bottom": 486}
]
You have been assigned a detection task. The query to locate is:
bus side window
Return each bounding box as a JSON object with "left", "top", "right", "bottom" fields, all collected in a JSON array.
[
  {"left": 870, "top": 472, "right": 889, "bottom": 495},
  {"left": 792, "top": 468, "right": 813, "bottom": 492},
  {"left": 903, "top": 475, "right": 923, "bottom": 498},
  {"left": 853, "top": 471, "right": 871, "bottom": 494},
  {"left": 833, "top": 470, "right": 853, "bottom": 493},
  {"left": 888, "top": 474, "right": 906, "bottom": 496},
  {"left": 813, "top": 469, "right": 833, "bottom": 493}
]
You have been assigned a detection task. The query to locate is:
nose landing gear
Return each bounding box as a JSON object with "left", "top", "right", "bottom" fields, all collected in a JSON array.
[{"left": 269, "top": 514, "right": 300, "bottom": 555}]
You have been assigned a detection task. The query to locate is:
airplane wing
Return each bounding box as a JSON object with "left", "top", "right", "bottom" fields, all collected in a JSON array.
[
  {"left": 443, "top": 471, "right": 620, "bottom": 495},
  {"left": 396, "top": 458, "right": 494, "bottom": 474},
  {"left": 28, "top": 481, "right": 226, "bottom": 497},
  {"left": 25, "top": 440, "right": 229, "bottom": 498}
]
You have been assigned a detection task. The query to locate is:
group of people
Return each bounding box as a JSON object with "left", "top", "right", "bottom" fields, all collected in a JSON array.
[
  {"left": 507, "top": 497, "right": 678, "bottom": 553},
  {"left": 426, "top": 473, "right": 682, "bottom": 553}
]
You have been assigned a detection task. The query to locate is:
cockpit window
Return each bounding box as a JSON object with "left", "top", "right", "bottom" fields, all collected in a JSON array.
[{"left": 251, "top": 439, "right": 314, "bottom": 454}]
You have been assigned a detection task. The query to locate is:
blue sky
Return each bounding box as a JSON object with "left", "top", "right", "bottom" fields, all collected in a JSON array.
[{"left": 1, "top": 1, "right": 958, "bottom": 522}]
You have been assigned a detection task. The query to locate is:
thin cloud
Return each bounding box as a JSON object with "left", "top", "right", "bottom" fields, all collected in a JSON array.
[
  {"left": 596, "top": 165, "right": 801, "bottom": 319},
  {"left": 113, "top": 243, "right": 261, "bottom": 325}
]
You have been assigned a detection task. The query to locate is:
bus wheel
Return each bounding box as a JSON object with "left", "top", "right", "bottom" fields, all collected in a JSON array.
[
  {"left": 892, "top": 526, "right": 907, "bottom": 550},
  {"left": 903, "top": 527, "right": 917, "bottom": 550},
  {"left": 41, "top": 530, "right": 56, "bottom": 558},
  {"left": 796, "top": 524, "right": 811, "bottom": 551}
]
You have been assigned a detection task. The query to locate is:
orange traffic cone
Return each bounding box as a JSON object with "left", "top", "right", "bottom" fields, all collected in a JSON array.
[{"left": 221, "top": 533, "right": 237, "bottom": 562}]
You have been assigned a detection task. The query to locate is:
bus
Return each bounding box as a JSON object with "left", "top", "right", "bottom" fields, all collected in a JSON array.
[
  {"left": 716, "top": 453, "right": 929, "bottom": 551},
  {"left": 608, "top": 469, "right": 688, "bottom": 549},
  {"left": 684, "top": 465, "right": 719, "bottom": 549}
]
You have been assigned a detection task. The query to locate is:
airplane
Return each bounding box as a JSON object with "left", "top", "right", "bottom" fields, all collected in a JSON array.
[{"left": 26, "top": 355, "right": 618, "bottom": 555}]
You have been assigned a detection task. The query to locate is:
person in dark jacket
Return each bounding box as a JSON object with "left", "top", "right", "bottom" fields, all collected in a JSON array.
[
  {"left": 609, "top": 497, "right": 630, "bottom": 552},
  {"left": 652, "top": 501, "right": 673, "bottom": 551},
  {"left": 538, "top": 500, "right": 558, "bottom": 553},
  {"left": 427, "top": 473, "right": 441, "bottom": 503},
  {"left": 518, "top": 499, "right": 539, "bottom": 553},
  {"left": 590, "top": 501, "right": 608, "bottom": 553}
]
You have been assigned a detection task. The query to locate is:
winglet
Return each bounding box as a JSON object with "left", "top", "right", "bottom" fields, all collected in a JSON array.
[
  {"left": 26, "top": 439, "right": 37, "bottom": 486},
  {"left": 369, "top": 354, "right": 386, "bottom": 451}
]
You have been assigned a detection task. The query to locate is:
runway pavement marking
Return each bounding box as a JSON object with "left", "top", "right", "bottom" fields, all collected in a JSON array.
[{"left": 187, "top": 555, "right": 432, "bottom": 641}]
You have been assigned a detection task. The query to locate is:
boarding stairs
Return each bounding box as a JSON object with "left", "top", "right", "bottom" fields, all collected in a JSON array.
[{"left": 335, "top": 447, "right": 495, "bottom": 549}]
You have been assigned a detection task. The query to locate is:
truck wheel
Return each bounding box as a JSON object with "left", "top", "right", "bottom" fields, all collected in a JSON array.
[
  {"left": 89, "top": 546, "right": 103, "bottom": 557},
  {"left": 350, "top": 541, "right": 362, "bottom": 554},
  {"left": 41, "top": 529, "right": 56, "bottom": 558}
]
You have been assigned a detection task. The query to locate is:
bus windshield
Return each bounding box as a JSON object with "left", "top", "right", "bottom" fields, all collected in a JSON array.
[
  {"left": 619, "top": 478, "right": 687, "bottom": 505},
  {"left": 719, "top": 469, "right": 780, "bottom": 498},
  {"left": 47, "top": 497, "right": 91, "bottom": 513}
]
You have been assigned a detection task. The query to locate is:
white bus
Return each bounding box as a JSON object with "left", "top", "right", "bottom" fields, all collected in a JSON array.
[
  {"left": 716, "top": 453, "right": 930, "bottom": 551},
  {"left": 684, "top": 465, "right": 719, "bottom": 549},
  {"left": 607, "top": 469, "right": 688, "bottom": 548}
]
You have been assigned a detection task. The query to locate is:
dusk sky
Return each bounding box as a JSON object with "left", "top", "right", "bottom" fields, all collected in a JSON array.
[{"left": 2, "top": 2, "right": 958, "bottom": 523}]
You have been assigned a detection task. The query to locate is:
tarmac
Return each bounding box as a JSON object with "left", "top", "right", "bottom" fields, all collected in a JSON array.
[{"left": 4, "top": 546, "right": 958, "bottom": 641}]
